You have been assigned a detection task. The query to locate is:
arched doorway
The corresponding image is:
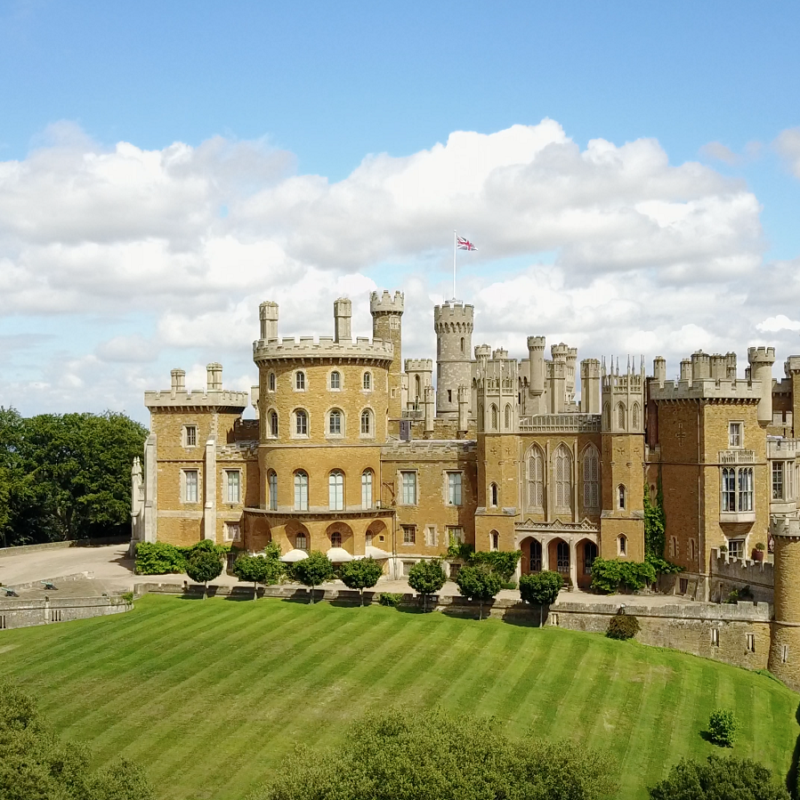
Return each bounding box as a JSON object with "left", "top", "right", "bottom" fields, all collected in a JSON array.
[
  {"left": 519, "top": 537, "right": 543, "bottom": 574},
  {"left": 548, "top": 538, "right": 570, "bottom": 583},
  {"left": 577, "top": 539, "right": 598, "bottom": 590}
]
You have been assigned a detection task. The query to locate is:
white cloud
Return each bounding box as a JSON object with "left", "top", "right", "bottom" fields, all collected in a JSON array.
[
  {"left": 1, "top": 118, "right": 797, "bottom": 420},
  {"left": 775, "top": 128, "right": 800, "bottom": 179}
]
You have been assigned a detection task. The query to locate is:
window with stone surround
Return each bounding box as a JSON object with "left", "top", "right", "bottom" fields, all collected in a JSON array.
[
  {"left": 402, "top": 525, "right": 416, "bottom": 545},
  {"left": 225, "top": 470, "right": 241, "bottom": 504},
  {"left": 773, "top": 461, "right": 785, "bottom": 500},
  {"left": 268, "top": 372, "right": 276, "bottom": 392},
  {"left": 360, "top": 409, "right": 373, "bottom": 436},
  {"left": 618, "top": 534, "right": 627, "bottom": 556},
  {"left": 618, "top": 484, "right": 626, "bottom": 510},
  {"left": 294, "top": 471, "right": 308, "bottom": 511},
  {"left": 361, "top": 470, "right": 373, "bottom": 509},
  {"left": 329, "top": 471, "right": 344, "bottom": 510},
  {"left": 184, "top": 425, "right": 197, "bottom": 448},
  {"left": 224, "top": 522, "right": 241, "bottom": 542},
  {"left": 425, "top": 525, "right": 437, "bottom": 547},
  {"left": 727, "top": 538, "right": 744, "bottom": 559},
  {"left": 711, "top": 628, "right": 719, "bottom": 646},
  {"left": 554, "top": 445, "right": 572, "bottom": 514},
  {"left": 363, "top": 371, "right": 372, "bottom": 390},
  {"left": 269, "top": 410, "right": 278, "bottom": 438},
  {"left": 446, "top": 472, "right": 462, "bottom": 506},
  {"left": 490, "top": 482, "right": 499, "bottom": 507},
  {"left": 330, "top": 370, "right": 341, "bottom": 390},
  {"left": 400, "top": 471, "right": 417, "bottom": 505},
  {"left": 490, "top": 531, "right": 499, "bottom": 551},
  {"left": 721, "top": 466, "right": 753, "bottom": 512},
  {"left": 504, "top": 404, "right": 512, "bottom": 429},
  {"left": 617, "top": 402, "right": 626, "bottom": 430},
  {"left": 746, "top": 633, "right": 755, "bottom": 653},
  {"left": 295, "top": 371, "right": 306, "bottom": 391},
  {"left": 183, "top": 470, "right": 199, "bottom": 503},
  {"left": 294, "top": 409, "right": 308, "bottom": 437},
  {"left": 582, "top": 446, "right": 599, "bottom": 510},
  {"left": 328, "top": 409, "right": 343, "bottom": 436},
  {"left": 729, "top": 421, "right": 743, "bottom": 448},
  {"left": 268, "top": 471, "right": 278, "bottom": 511},
  {"left": 490, "top": 404, "right": 498, "bottom": 430},
  {"left": 526, "top": 445, "right": 544, "bottom": 511},
  {"left": 447, "top": 526, "right": 464, "bottom": 545}
]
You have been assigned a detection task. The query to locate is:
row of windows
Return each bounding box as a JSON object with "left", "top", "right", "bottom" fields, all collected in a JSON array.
[
  {"left": 268, "top": 370, "right": 373, "bottom": 393},
  {"left": 526, "top": 444, "right": 604, "bottom": 512},
  {"left": 268, "top": 408, "right": 375, "bottom": 438},
  {"left": 269, "top": 469, "right": 375, "bottom": 512},
  {"left": 721, "top": 467, "right": 754, "bottom": 512},
  {"left": 602, "top": 401, "right": 641, "bottom": 431},
  {"left": 183, "top": 469, "right": 243, "bottom": 504}
]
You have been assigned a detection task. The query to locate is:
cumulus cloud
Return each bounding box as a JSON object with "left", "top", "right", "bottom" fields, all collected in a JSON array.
[
  {"left": 0, "top": 118, "right": 796, "bottom": 419},
  {"left": 775, "top": 128, "right": 800, "bottom": 179}
]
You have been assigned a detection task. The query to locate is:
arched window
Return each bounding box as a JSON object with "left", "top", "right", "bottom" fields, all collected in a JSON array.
[
  {"left": 603, "top": 402, "right": 611, "bottom": 429},
  {"left": 556, "top": 541, "right": 570, "bottom": 575},
  {"left": 294, "top": 471, "right": 308, "bottom": 511},
  {"left": 363, "top": 371, "right": 372, "bottom": 390},
  {"left": 722, "top": 468, "right": 736, "bottom": 511},
  {"left": 527, "top": 446, "right": 544, "bottom": 510},
  {"left": 269, "top": 410, "right": 278, "bottom": 437},
  {"left": 583, "top": 541, "right": 598, "bottom": 575},
  {"left": 329, "top": 470, "right": 344, "bottom": 510},
  {"left": 582, "top": 446, "right": 599, "bottom": 510},
  {"left": 618, "top": 534, "right": 627, "bottom": 556},
  {"left": 330, "top": 371, "right": 341, "bottom": 390},
  {"left": 295, "top": 371, "right": 305, "bottom": 390},
  {"left": 669, "top": 537, "right": 678, "bottom": 558},
  {"left": 504, "top": 404, "right": 512, "bottom": 430},
  {"left": 491, "top": 404, "right": 498, "bottom": 430},
  {"left": 268, "top": 372, "right": 276, "bottom": 392},
  {"left": 360, "top": 409, "right": 372, "bottom": 435},
  {"left": 529, "top": 540, "right": 542, "bottom": 572},
  {"left": 295, "top": 532, "right": 308, "bottom": 551},
  {"left": 632, "top": 402, "right": 641, "bottom": 430},
  {"left": 268, "top": 471, "right": 277, "bottom": 511},
  {"left": 617, "top": 402, "right": 626, "bottom": 430},
  {"left": 490, "top": 483, "right": 499, "bottom": 507},
  {"left": 295, "top": 409, "right": 308, "bottom": 436},
  {"left": 330, "top": 531, "right": 342, "bottom": 548},
  {"left": 554, "top": 445, "right": 573, "bottom": 513},
  {"left": 618, "top": 484, "right": 626, "bottom": 510},
  {"left": 490, "top": 531, "right": 499, "bottom": 551},
  {"left": 329, "top": 409, "right": 342, "bottom": 435},
  {"left": 415, "top": 375, "right": 421, "bottom": 400},
  {"left": 361, "top": 470, "right": 373, "bottom": 509}
]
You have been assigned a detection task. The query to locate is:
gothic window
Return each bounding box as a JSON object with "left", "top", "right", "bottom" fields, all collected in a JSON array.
[
  {"left": 603, "top": 402, "right": 611, "bottom": 429},
  {"left": 617, "top": 402, "right": 626, "bottom": 430},
  {"left": 738, "top": 467, "right": 753, "bottom": 511},
  {"left": 329, "top": 409, "right": 343, "bottom": 435},
  {"left": 583, "top": 541, "right": 598, "bottom": 575},
  {"left": 269, "top": 410, "right": 278, "bottom": 437},
  {"left": 268, "top": 471, "right": 277, "bottom": 511},
  {"left": 722, "top": 467, "right": 736, "bottom": 511},
  {"left": 556, "top": 541, "right": 570, "bottom": 575},
  {"left": 618, "top": 534, "right": 627, "bottom": 556},
  {"left": 361, "top": 470, "right": 373, "bottom": 509},
  {"left": 526, "top": 446, "right": 544, "bottom": 510},
  {"left": 294, "top": 471, "right": 308, "bottom": 511},
  {"left": 295, "top": 409, "right": 309, "bottom": 436},
  {"left": 582, "top": 446, "right": 599, "bottom": 510},
  {"left": 490, "top": 482, "right": 499, "bottom": 507},
  {"left": 360, "top": 409, "right": 372, "bottom": 435},
  {"left": 554, "top": 445, "right": 572, "bottom": 514},
  {"left": 491, "top": 404, "right": 498, "bottom": 430},
  {"left": 490, "top": 531, "right": 499, "bottom": 551},
  {"left": 618, "top": 484, "right": 626, "bottom": 510},
  {"left": 329, "top": 470, "right": 344, "bottom": 510},
  {"left": 505, "top": 404, "right": 512, "bottom": 430},
  {"left": 529, "top": 539, "right": 542, "bottom": 572},
  {"left": 330, "top": 371, "right": 341, "bottom": 390},
  {"left": 773, "top": 461, "right": 785, "bottom": 500},
  {"left": 632, "top": 402, "right": 641, "bottom": 430}
]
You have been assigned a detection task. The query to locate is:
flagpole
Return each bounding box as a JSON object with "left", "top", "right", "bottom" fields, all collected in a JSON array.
[{"left": 453, "top": 229, "right": 457, "bottom": 300}]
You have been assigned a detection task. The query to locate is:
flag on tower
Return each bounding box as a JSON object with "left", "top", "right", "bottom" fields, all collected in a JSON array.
[{"left": 456, "top": 236, "right": 477, "bottom": 251}]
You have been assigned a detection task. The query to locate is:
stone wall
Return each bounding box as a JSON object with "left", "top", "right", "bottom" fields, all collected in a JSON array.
[
  {"left": 0, "top": 536, "right": 130, "bottom": 558},
  {"left": 0, "top": 596, "right": 132, "bottom": 630},
  {"left": 708, "top": 547, "right": 774, "bottom": 603}
]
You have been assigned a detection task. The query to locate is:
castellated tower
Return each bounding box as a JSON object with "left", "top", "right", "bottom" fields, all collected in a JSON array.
[
  {"left": 599, "top": 357, "right": 646, "bottom": 561},
  {"left": 476, "top": 349, "right": 518, "bottom": 433},
  {"left": 526, "top": 336, "right": 546, "bottom": 415},
  {"left": 768, "top": 517, "right": 800, "bottom": 692},
  {"left": 434, "top": 300, "right": 474, "bottom": 419},
  {"left": 748, "top": 346, "right": 776, "bottom": 427},
  {"left": 370, "top": 290, "right": 404, "bottom": 421},
  {"left": 579, "top": 359, "right": 601, "bottom": 413}
]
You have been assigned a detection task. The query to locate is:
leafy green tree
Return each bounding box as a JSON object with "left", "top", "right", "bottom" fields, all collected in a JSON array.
[
  {"left": 339, "top": 557, "right": 384, "bottom": 605},
  {"left": 469, "top": 550, "right": 522, "bottom": 582},
  {"left": 519, "top": 570, "right": 564, "bottom": 625},
  {"left": 590, "top": 558, "right": 656, "bottom": 594},
  {"left": 455, "top": 563, "right": 504, "bottom": 619},
  {"left": 292, "top": 551, "right": 334, "bottom": 604},
  {"left": 248, "top": 707, "right": 614, "bottom": 800},
  {"left": 407, "top": 559, "right": 446, "bottom": 611},
  {"left": 649, "top": 755, "right": 788, "bottom": 800},
  {"left": 0, "top": 683, "right": 154, "bottom": 800},
  {"left": 233, "top": 546, "right": 285, "bottom": 599},
  {"left": 185, "top": 550, "right": 223, "bottom": 598},
  {"left": 707, "top": 709, "right": 738, "bottom": 747}
]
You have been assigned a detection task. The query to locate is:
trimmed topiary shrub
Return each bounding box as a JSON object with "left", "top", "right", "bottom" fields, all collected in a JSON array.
[
  {"left": 378, "top": 592, "right": 403, "bottom": 607},
  {"left": 708, "top": 709, "right": 738, "bottom": 747},
  {"left": 606, "top": 614, "right": 640, "bottom": 640}
]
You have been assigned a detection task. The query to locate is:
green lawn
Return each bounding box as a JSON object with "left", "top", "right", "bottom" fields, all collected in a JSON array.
[{"left": 0, "top": 595, "right": 797, "bottom": 800}]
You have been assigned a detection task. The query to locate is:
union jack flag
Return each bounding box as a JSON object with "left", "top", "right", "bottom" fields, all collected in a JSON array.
[{"left": 456, "top": 236, "right": 477, "bottom": 251}]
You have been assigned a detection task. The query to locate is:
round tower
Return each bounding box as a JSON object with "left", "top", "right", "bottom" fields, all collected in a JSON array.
[
  {"left": 748, "top": 346, "right": 776, "bottom": 427},
  {"left": 434, "top": 301, "right": 474, "bottom": 418},
  {"left": 370, "top": 290, "right": 404, "bottom": 421},
  {"left": 768, "top": 517, "right": 800, "bottom": 692}
]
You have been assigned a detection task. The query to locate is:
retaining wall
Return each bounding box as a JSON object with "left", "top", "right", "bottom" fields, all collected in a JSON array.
[
  {"left": 0, "top": 536, "right": 130, "bottom": 558},
  {"left": 0, "top": 596, "right": 131, "bottom": 631}
]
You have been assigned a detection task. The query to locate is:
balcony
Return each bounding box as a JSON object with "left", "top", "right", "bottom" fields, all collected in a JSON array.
[{"left": 718, "top": 450, "right": 755, "bottom": 464}]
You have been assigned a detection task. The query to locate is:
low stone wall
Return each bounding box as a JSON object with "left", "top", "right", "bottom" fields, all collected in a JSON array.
[
  {"left": 136, "top": 582, "right": 772, "bottom": 673},
  {"left": 709, "top": 548, "right": 774, "bottom": 604},
  {"left": 0, "top": 536, "right": 130, "bottom": 558},
  {"left": 0, "top": 596, "right": 131, "bottom": 630}
]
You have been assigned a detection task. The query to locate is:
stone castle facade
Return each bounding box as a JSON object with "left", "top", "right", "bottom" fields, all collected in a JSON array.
[{"left": 131, "top": 288, "right": 800, "bottom": 689}]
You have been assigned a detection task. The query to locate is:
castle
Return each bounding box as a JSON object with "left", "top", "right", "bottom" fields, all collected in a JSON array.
[{"left": 131, "top": 288, "right": 800, "bottom": 690}]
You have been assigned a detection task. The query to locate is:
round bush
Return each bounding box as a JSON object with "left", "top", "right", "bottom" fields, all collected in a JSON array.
[{"left": 606, "top": 614, "right": 640, "bottom": 640}]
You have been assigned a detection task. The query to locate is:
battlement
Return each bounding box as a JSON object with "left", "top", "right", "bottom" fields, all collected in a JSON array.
[
  {"left": 433, "top": 301, "right": 475, "bottom": 330},
  {"left": 405, "top": 358, "right": 433, "bottom": 372},
  {"left": 491, "top": 348, "right": 509, "bottom": 360},
  {"left": 771, "top": 516, "right": 800, "bottom": 539},
  {"left": 369, "top": 290, "right": 404, "bottom": 315},
  {"left": 580, "top": 358, "right": 601, "bottom": 378},
  {"left": 475, "top": 344, "right": 492, "bottom": 359},
  {"left": 253, "top": 336, "right": 394, "bottom": 363},
  {"left": 602, "top": 372, "right": 645, "bottom": 392},
  {"left": 381, "top": 440, "right": 477, "bottom": 460},
  {"left": 527, "top": 335, "right": 546, "bottom": 350},
  {"left": 551, "top": 343, "right": 569, "bottom": 361},
  {"left": 748, "top": 346, "right": 776, "bottom": 365},
  {"left": 650, "top": 379, "right": 763, "bottom": 402},
  {"left": 145, "top": 388, "right": 249, "bottom": 411},
  {"left": 785, "top": 356, "right": 800, "bottom": 376},
  {"left": 768, "top": 438, "right": 800, "bottom": 459}
]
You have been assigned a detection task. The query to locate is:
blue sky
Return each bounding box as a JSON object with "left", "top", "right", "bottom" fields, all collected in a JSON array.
[{"left": 1, "top": 0, "right": 799, "bottom": 421}]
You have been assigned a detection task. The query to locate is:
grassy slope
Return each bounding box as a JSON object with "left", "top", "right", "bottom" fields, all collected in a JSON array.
[{"left": 0, "top": 595, "right": 797, "bottom": 800}]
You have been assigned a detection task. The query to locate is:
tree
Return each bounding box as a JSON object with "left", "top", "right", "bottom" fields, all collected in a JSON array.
[
  {"left": 292, "top": 551, "right": 334, "bottom": 604},
  {"left": 707, "top": 709, "right": 738, "bottom": 747},
  {"left": 519, "top": 570, "right": 564, "bottom": 625},
  {"left": 185, "top": 549, "right": 223, "bottom": 598},
  {"left": 455, "top": 563, "right": 504, "bottom": 619},
  {"left": 469, "top": 550, "right": 521, "bottom": 582},
  {"left": 339, "top": 557, "right": 384, "bottom": 605},
  {"left": 249, "top": 707, "right": 615, "bottom": 800},
  {"left": 233, "top": 544, "right": 285, "bottom": 599},
  {"left": 0, "top": 682, "right": 154, "bottom": 800},
  {"left": 407, "top": 559, "right": 446, "bottom": 611},
  {"left": 649, "top": 755, "right": 789, "bottom": 800}
]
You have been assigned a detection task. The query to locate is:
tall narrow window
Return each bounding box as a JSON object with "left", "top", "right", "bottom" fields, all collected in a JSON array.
[
  {"left": 738, "top": 467, "right": 753, "bottom": 511},
  {"left": 447, "top": 472, "right": 462, "bottom": 506},
  {"left": 729, "top": 422, "right": 742, "bottom": 448},
  {"left": 184, "top": 470, "right": 198, "bottom": 503},
  {"left": 689, "top": 538, "right": 696, "bottom": 562},
  {"left": 556, "top": 541, "right": 570, "bottom": 575},
  {"left": 617, "top": 403, "right": 626, "bottom": 430},
  {"left": 773, "top": 461, "right": 785, "bottom": 500},
  {"left": 461, "top": 337, "right": 465, "bottom": 354},
  {"left": 296, "top": 532, "right": 308, "bottom": 551},
  {"left": 330, "top": 371, "right": 340, "bottom": 390},
  {"left": 294, "top": 471, "right": 308, "bottom": 511},
  {"left": 618, "top": 535, "right": 627, "bottom": 556},
  {"left": 360, "top": 409, "right": 372, "bottom": 435},
  {"left": 583, "top": 541, "right": 598, "bottom": 575},
  {"left": 268, "top": 372, "right": 276, "bottom": 392},
  {"left": 527, "top": 446, "right": 544, "bottom": 510},
  {"left": 363, "top": 371, "right": 372, "bottom": 390},
  {"left": 618, "top": 485, "right": 626, "bottom": 510},
  {"left": 490, "top": 483, "right": 499, "bottom": 507},
  {"left": 329, "top": 471, "right": 344, "bottom": 510},
  {"left": 185, "top": 425, "right": 197, "bottom": 447},
  {"left": 329, "top": 409, "right": 342, "bottom": 435},
  {"left": 490, "top": 531, "right": 500, "bottom": 551},
  {"left": 361, "top": 470, "right": 373, "bottom": 509},
  {"left": 414, "top": 375, "right": 421, "bottom": 400},
  {"left": 226, "top": 470, "right": 241, "bottom": 503},
  {"left": 268, "top": 471, "right": 278, "bottom": 511},
  {"left": 582, "top": 446, "right": 599, "bottom": 510},
  {"left": 448, "top": 389, "right": 453, "bottom": 403},
  {"left": 491, "top": 404, "right": 498, "bottom": 430},
  {"left": 529, "top": 540, "right": 542, "bottom": 572},
  {"left": 401, "top": 471, "right": 417, "bottom": 505},
  {"left": 295, "top": 409, "right": 308, "bottom": 436},
  {"left": 505, "top": 404, "right": 512, "bottom": 430},
  {"left": 632, "top": 403, "right": 640, "bottom": 430},
  {"left": 269, "top": 410, "right": 278, "bottom": 437},
  {"left": 722, "top": 468, "right": 736, "bottom": 511},
  {"left": 295, "top": 371, "right": 306, "bottom": 390},
  {"left": 554, "top": 445, "right": 572, "bottom": 513}
]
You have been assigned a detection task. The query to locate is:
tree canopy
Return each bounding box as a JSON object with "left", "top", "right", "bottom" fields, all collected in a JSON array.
[
  {"left": 407, "top": 559, "right": 446, "bottom": 610},
  {"left": 0, "top": 407, "right": 148, "bottom": 547},
  {"left": 0, "top": 682, "right": 154, "bottom": 800},
  {"left": 186, "top": 549, "right": 224, "bottom": 595},
  {"left": 519, "top": 571, "right": 564, "bottom": 625},
  {"left": 248, "top": 707, "right": 615, "bottom": 800},
  {"left": 233, "top": 544, "right": 285, "bottom": 597},
  {"left": 339, "top": 557, "right": 384, "bottom": 604},
  {"left": 455, "top": 563, "right": 504, "bottom": 619},
  {"left": 292, "top": 551, "right": 334, "bottom": 603}
]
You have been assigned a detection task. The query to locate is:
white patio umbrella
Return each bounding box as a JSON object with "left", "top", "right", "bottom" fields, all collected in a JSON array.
[{"left": 280, "top": 549, "right": 309, "bottom": 563}]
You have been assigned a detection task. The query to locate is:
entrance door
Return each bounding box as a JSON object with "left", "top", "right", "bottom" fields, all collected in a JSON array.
[
  {"left": 530, "top": 539, "right": 542, "bottom": 573},
  {"left": 556, "top": 541, "right": 570, "bottom": 575}
]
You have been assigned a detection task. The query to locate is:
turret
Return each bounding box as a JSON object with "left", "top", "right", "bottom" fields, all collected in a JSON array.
[
  {"left": 549, "top": 343, "right": 569, "bottom": 413},
  {"left": 171, "top": 368, "right": 186, "bottom": 395},
  {"left": 370, "top": 290, "right": 405, "bottom": 421},
  {"left": 458, "top": 385, "right": 470, "bottom": 435},
  {"left": 748, "top": 346, "right": 776, "bottom": 427},
  {"left": 405, "top": 359, "right": 433, "bottom": 407},
  {"left": 580, "top": 359, "right": 601, "bottom": 413},
  {"left": 768, "top": 516, "right": 800, "bottom": 691},
  {"left": 680, "top": 359, "right": 692, "bottom": 382},
  {"left": 527, "top": 336, "right": 546, "bottom": 396},
  {"left": 424, "top": 384, "right": 435, "bottom": 434},
  {"left": 652, "top": 356, "right": 666, "bottom": 388},
  {"left": 691, "top": 351, "right": 711, "bottom": 381},
  {"left": 566, "top": 347, "right": 578, "bottom": 401},
  {"left": 434, "top": 300, "right": 474, "bottom": 418},
  {"left": 333, "top": 297, "right": 352, "bottom": 342},
  {"left": 259, "top": 301, "right": 279, "bottom": 341},
  {"left": 207, "top": 362, "right": 223, "bottom": 391}
]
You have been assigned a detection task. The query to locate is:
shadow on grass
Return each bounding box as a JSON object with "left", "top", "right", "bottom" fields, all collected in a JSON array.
[
  {"left": 501, "top": 607, "right": 547, "bottom": 628},
  {"left": 786, "top": 701, "right": 800, "bottom": 799}
]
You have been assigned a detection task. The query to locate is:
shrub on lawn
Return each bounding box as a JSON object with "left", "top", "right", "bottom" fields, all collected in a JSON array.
[
  {"left": 186, "top": 550, "right": 224, "bottom": 597},
  {"left": 707, "top": 709, "right": 738, "bottom": 747},
  {"left": 293, "top": 551, "right": 335, "bottom": 604},
  {"left": 591, "top": 558, "right": 656, "bottom": 594},
  {"left": 519, "top": 570, "right": 563, "bottom": 625},
  {"left": 469, "top": 550, "right": 522, "bottom": 582},
  {"left": 339, "top": 558, "right": 384, "bottom": 605},
  {"left": 455, "top": 563, "right": 504, "bottom": 620},
  {"left": 606, "top": 614, "right": 640, "bottom": 640},
  {"left": 408, "top": 559, "right": 447, "bottom": 611},
  {"left": 135, "top": 539, "right": 230, "bottom": 575},
  {"left": 378, "top": 592, "right": 403, "bottom": 607}
]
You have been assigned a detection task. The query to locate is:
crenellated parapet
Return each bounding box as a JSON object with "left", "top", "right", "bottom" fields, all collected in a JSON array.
[
  {"left": 370, "top": 289, "right": 404, "bottom": 315},
  {"left": 253, "top": 336, "right": 394, "bottom": 365},
  {"left": 433, "top": 300, "right": 474, "bottom": 333},
  {"left": 145, "top": 364, "right": 249, "bottom": 411},
  {"left": 650, "top": 379, "right": 762, "bottom": 403}
]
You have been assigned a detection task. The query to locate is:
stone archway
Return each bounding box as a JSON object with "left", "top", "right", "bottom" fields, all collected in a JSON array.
[
  {"left": 577, "top": 538, "right": 598, "bottom": 590},
  {"left": 519, "top": 536, "right": 543, "bottom": 575},
  {"left": 549, "top": 538, "right": 570, "bottom": 584},
  {"left": 325, "top": 522, "right": 354, "bottom": 554}
]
